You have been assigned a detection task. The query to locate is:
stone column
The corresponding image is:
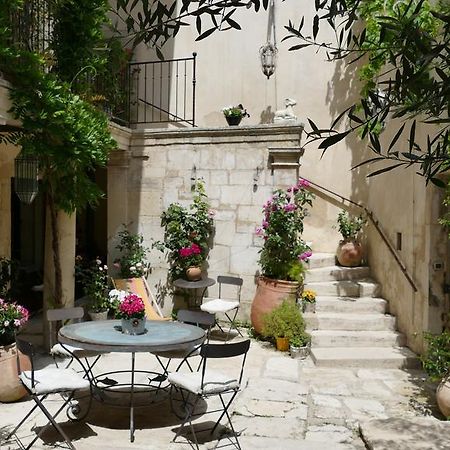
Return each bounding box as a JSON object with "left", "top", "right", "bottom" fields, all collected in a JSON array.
[{"left": 107, "top": 150, "right": 130, "bottom": 269}]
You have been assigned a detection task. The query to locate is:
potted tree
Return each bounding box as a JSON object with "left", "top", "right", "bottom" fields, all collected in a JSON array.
[
  {"left": 421, "top": 331, "right": 450, "bottom": 417},
  {"left": 336, "top": 210, "right": 366, "bottom": 267},
  {"left": 155, "top": 179, "right": 214, "bottom": 281},
  {"left": 261, "top": 299, "right": 306, "bottom": 352},
  {"left": 251, "top": 178, "right": 315, "bottom": 334}
]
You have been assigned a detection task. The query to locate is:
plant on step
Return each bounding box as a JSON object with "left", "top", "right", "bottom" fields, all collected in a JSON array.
[
  {"left": 255, "top": 179, "right": 315, "bottom": 282},
  {"left": 289, "top": 333, "right": 311, "bottom": 348},
  {"left": 155, "top": 179, "right": 214, "bottom": 281},
  {"left": 261, "top": 299, "right": 306, "bottom": 341},
  {"left": 336, "top": 211, "right": 366, "bottom": 241},
  {"left": 421, "top": 331, "right": 450, "bottom": 381}
]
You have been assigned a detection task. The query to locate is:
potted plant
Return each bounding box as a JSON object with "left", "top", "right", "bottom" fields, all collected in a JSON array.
[
  {"left": 75, "top": 257, "right": 110, "bottom": 320},
  {"left": 421, "top": 331, "right": 450, "bottom": 417},
  {"left": 116, "top": 293, "right": 146, "bottom": 335},
  {"left": 221, "top": 104, "right": 250, "bottom": 126},
  {"left": 261, "top": 299, "right": 306, "bottom": 352},
  {"left": 301, "top": 289, "right": 316, "bottom": 313},
  {"left": 289, "top": 332, "right": 312, "bottom": 359},
  {"left": 251, "top": 178, "right": 315, "bottom": 334},
  {"left": 0, "top": 298, "right": 30, "bottom": 402},
  {"left": 155, "top": 179, "right": 214, "bottom": 281},
  {"left": 114, "top": 228, "right": 151, "bottom": 279},
  {"left": 335, "top": 210, "right": 366, "bottom": 267}
]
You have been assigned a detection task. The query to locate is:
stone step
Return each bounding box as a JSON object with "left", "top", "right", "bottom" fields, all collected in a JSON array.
[
  {"left": 304, "top": 279, "right": 381, "bottom": 298},
  {"left": 310, "top": 330, "right": 406, "bottom": 347},
  {"left": 310, "top": 346, "right": 420, "bottom": 369},
  {"left": 305, "top": 312, "right": 396, "bottom": 331},
  {"left": 307, "top": 253, "right": 336, "bottom": 269},
  {"left": 315, "top": 296, "right": 387, "bottom": 314},
  {"left": 305, "top": 266, "right": 371, "bottom": 282}
]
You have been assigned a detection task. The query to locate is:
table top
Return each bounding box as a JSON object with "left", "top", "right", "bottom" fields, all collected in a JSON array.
[
  {"left": 173, "top": 277, "right": 216, "bottom": 289},
  {"left": 58, "top": 320, "right": 206, "bottom": 353}
]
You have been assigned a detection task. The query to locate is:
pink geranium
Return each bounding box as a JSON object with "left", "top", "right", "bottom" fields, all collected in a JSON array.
[{"left": 119, "top": 293, "right": 145, "bottom": 319}]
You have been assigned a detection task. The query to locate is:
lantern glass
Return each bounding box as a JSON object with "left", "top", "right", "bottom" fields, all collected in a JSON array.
[
  {"left": 259, "top": 43, "right": 278, "bottom": 79},
  {"left": 14, "top": 154, "right": 39, "bottom": 204}
]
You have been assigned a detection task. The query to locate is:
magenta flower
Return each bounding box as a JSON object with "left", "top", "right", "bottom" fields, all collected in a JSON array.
[
  {"left": 119, "top": 293, "right": 145, "bottom": 318},
  {"left": 255, "top": 226, "right": 264, "bottom": 236},
  {"left": 299, "top": 250, "right": 313, "bottom": 261},
  {"left": 298, "top": 178, "right": 310, "bottom": 188},
  {"left": 262, "top": 220, "right": 269, "bottom": 229},
  {"left": 284, "top": 203, "right": 296, "bottom": 212}
]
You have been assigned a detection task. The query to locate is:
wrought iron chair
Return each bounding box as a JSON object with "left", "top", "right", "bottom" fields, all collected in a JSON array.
[
  {"left": 200, "top": 275, "right": 244, "bottom": 341},
  {"left": 5, "top": 337, "right": 92, "bottom": 450},
  {"left": 47, "top": 307, "right": 105, "bottom": 378},
  {"left": 168, "top": 339, "right": 251, "bottom": 450},
  {"left": 152, "top": 309, "right": 215, "bottom": 386}
]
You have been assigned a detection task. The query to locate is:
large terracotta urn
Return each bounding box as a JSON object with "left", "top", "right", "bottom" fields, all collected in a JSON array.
[
  {"left": 0, "top": 342, "right": 31, "bottom": 402},
  {"left": 336, "top": 239, "right": 363, "bottom": 267},
  {"left": 251, "top": 277, "right": 300, "bottom": 335},
  {"left": 436, "top": 378, "right": 450, "bottom": 417}
]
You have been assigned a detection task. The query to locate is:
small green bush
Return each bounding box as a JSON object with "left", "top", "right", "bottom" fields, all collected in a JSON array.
[
  {"left": 421, "top": 331, "right": 450, "bottom": 381},
  {"left": 261, "top": 299, "right": 306, "bottom": 341}
]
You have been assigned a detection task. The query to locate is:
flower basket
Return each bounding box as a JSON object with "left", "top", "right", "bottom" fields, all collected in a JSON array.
[{"left": 116, "top": 293, "right": 147, "bottom": 335}]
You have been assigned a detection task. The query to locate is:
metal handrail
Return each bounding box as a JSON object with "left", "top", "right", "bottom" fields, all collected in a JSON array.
[{"left": 302, "top": 177, "right": 418, "bottom": 292}]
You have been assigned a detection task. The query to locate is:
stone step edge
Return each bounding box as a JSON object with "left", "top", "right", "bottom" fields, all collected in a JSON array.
[{"left": 310, "top": 346, "right": 418, "bottom": 360}]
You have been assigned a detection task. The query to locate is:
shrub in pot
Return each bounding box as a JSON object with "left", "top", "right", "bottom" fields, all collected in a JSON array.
[
  {"left": 251, "top": 179, "right": 315, "bottom": 333},
  {"left": 289, "top": 332, "right": 311, "bottom": 359},
  {"left": 335, "top": 210, "right": 366, "bottom": 267},
  {"left": 422, "top": 331, "right": 450, "bottom": 417},
  {"left": 261, "top": 299, "right": 306, "bottom": 351}
]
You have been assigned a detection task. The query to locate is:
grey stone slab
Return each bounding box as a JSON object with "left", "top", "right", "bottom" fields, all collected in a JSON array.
[
  {"left": 241, "top": 377, "right": 309, "bottom": 401},
  {"left": 305, "top": 424, "right": 354, "bottom": 443},
  {"left": 263, "top": 356, "right": 300, "bottom": 381},
  {"left": 360, "top": 417, "right": 450, "bottom": 450},
  {"left": 232, "top": 416, "right": 306, "bottom": 439},
  {"left": 237, "top": 436, "right": 361, "bottom": 449},
  {"left": 310, "top": 381, "right": 353, "bottom": 396},
  {"left": 234, "top": 399, "right": 300, "bottom": 418},
  {"left": 343, "top": 397, "right": 388, "bottom": 420}
]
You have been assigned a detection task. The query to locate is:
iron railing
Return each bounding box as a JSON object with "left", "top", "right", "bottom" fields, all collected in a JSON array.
[
  {"left": 302, "top": 177, "right": 418, "bottom": 292},
  {"left": 127, "top": 53, "right": 197, "bottom": 127}
]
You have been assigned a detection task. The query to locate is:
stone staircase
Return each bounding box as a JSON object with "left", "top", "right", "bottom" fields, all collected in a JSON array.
[{"left": 303, "top": 253, "right": 420, "bottom": 369}]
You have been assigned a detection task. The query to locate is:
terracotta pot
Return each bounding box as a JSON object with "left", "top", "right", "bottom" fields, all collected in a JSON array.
[
  {"left": 251, "top": 277, "right": 300, "bottom": 335},
  {"left": 436, "top": 378, "right": 450, "bottom": 417},
  {"left": 276, "top": 337, "right": 290, "bottom": 352},
  {"left": 186, "top": 266, "right": 202, "bottom": 281},
  {"left": 0, "top": 342, "right": 31, "bottom": 402},
  {"left": 336, "top": 239, "right": 363, "bottom": 267}
]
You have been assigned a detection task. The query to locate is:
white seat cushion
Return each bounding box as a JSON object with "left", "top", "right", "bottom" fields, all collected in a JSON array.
[
  {"left": 200, "top": 299, "right": 239, "bottom": 314},
  {"left": 168, "top": 370, "right": 239, "bottom": 395},
  {"left": 20, "top": 367, "right": 90, "bottom": 395},
  {"left": 51, "top": 343, "right": 103, "bottom": 358}
]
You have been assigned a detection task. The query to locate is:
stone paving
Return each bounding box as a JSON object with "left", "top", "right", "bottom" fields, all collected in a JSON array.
[{"left": 1, "top": 331, "right": 450, "bottom": 449}]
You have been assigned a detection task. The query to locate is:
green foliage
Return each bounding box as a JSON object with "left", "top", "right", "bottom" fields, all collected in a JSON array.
[
  {"left": 75, "top": 257, "right": 110, "bottom": 312},
  {"left": 0, "top": 257, "right": 19, "bottom": 300},
  {"left": 257, "top": 179, "right": 314, "bottom": 281},
  {"left": 222, "top": 104, "right": 250, "bottom": 118},
  {"left": 156, "top": 180, "right": 214, "bottom": 281},
  {"left": 261, "top": 299, "right": 307, "bottom": 342},
  {"left": 336, "top": 211, "right": 366, "bottom": 240},
  {"left": 289, "top": 333, "right": 311, "bottom": 348},
  {"left": 114, "top": 228, "right": 151, "bottom": 278},
  {"left": 421, "top": 331, "right": 450, "bottom": 381}
]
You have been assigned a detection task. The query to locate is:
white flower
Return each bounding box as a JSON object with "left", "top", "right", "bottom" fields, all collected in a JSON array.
[
  {"left": 109, "top": 289, "right": 127, "bottom": 302},
  {"left": 96, "top": 259, "right": 101, "bottom": 265},
  {"left": 104, "top": 265, "right": 108, "bottom": 270},
  {"left": 99, "top": 267, "right": 103, "bottom": 271},
  {"left": 130, "top": 266, "right": 136, "bottom": 272},
  {"left": 14, "top": 319, "right": 21, "bottom": 327},
  {"left": 4, "top": 320, "right": 9, "bottom": 327},
  {"left": 136, "top": 262, "right": 142, "bottom": 267}
]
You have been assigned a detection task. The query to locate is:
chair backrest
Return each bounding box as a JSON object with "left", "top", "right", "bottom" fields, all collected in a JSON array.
[
  {"left": 112, "top": 277, "right": 167, "bottom": 321},
  {"left": 199, "top": 339, "right": 251, "bottom": 388},
  {"left": 217, "top": 275, "right": 243, "bottom": 303},
  {"left": 15, "top": 337, "right": 36, "bottom": 387},
  {"left": 47, "top": 307, "right": 85, "bottom": 349},
  {"left": 177, "top": 309, "right": 215, "bottom": 329}
]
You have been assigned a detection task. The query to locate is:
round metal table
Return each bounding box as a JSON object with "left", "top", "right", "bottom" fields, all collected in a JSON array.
[
  {"left": 58, "top": 320, "right": 205, "bottom": 442},
  {"left": 173, "top": 277, "right": 216, "bottom": 308}
]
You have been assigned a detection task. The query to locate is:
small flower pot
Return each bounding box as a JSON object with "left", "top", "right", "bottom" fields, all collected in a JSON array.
[
  {"left": 186, "top": 266, "right": 202, "bottom": 281},
  {"left": 225, "top": 115, "right": 242, "bottom": 126},
  {"left": 302, "top": 302, "right": 316, "bottom": 313},
  {"left": 121, "top": 317, "right": 147, "bottom": 335},
  {"left": 290, "top": 344, "right": 310, "bottom": 359},
  {"left": 89, "top": 311, "right": 108, "bottom": 321},
  {"left": 275, "top": 337, "right": 290, "bottom": 352}
]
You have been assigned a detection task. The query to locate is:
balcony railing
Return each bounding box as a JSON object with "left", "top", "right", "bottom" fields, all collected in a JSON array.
[{"left": 127, "top": 54, "right": 197, "bottom": 127}]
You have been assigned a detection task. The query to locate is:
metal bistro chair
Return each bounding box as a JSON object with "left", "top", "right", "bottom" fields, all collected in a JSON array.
[
  {"left": 6, "top": 338, "right": 92, "bottom": 450},
  {"left": 152, "top": 309, "right": 215, "bottom": 386},
  {"left": 168, "top": 339, "right": 251, "bottom": 450},
  {"left": 200, "top": 275, "right": 244, "bottom": 341},
  {"left": 47, "top": 307, "right": 105, "bottom": 379}
]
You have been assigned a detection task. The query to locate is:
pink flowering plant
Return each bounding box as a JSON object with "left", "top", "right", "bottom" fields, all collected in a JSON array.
[
  {"left": 256, "top": 179, "right": 315, "bottom": 281},
  {"left": 155, "top": 180, "right": 214, "bottom": 280},
  {"left": 0, "top": 298, "right": 29, "bottom": 346},
  {"left": 117, "top": 293, "right": 145, "bottom": 319}
]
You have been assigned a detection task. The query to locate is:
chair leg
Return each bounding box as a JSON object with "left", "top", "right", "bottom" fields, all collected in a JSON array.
[
  {"left": 213, "top": 392, "right": 242, "bottom": 450},
  {"left": 172, "top": 393, "right": 201, "bottom": 449},
  {"left": 5, "top": 396, "right": 44, "bottom": 441},
  {"left": 224, "top": 309, "right": 243, "bottom": 341}
]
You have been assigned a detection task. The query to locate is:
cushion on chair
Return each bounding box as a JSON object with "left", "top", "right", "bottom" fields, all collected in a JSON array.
[
  {"left": 200, "top": 299, "right": 239, "bottom": 314},
  {"left": 51, "top": 343, "right": 103, "bottom": 358},
  {"left": 168, "top": 370, "right": 239, "bottom": 394},
  {"left": 20, "top": 367, "right": 90, "bottom": 395}
]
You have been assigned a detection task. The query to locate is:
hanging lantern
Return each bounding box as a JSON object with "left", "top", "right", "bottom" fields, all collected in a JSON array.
[
  {"left": 14, "top": 153, "right": 39, "bottom": 204},
  {"left": 259, "top": 42, "right": 278, "bottom": 79}
]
